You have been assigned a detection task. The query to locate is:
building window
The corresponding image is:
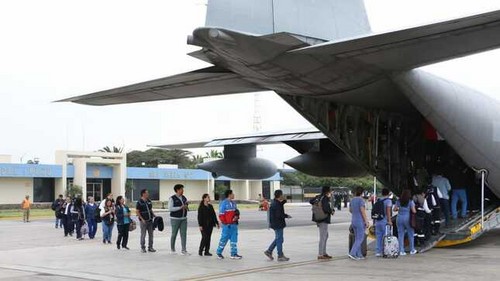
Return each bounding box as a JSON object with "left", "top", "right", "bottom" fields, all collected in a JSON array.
[
  {"left": 130, "top": 179, "right": 159, "bottom": 201},
  {"left": 33, "top": 178, "right": 55, "bottom": 202}
]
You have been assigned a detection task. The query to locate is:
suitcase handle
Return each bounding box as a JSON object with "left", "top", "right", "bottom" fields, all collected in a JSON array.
[{"left": 385, "top": 224, "right": 393, "bottom": 236}]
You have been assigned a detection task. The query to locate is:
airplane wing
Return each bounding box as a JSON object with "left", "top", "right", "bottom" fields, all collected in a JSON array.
[
  {"left": 57, "top": 66, "right": 266, "bottom": 106},
  {"left": 151, "top": 130, "right": 326, "bottom": 149},
  {"left": 292, "top": 9, "right": 500, "bottom": 71}
]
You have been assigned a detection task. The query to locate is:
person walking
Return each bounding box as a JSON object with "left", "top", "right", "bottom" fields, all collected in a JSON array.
[
  {"left": 71, "top": 197, "right": 86, "bottom": 240},
  {"left": 52, "top": 194, "right": 64, "bottom": 228},
  {"left": 136, "top": 189, "right": 156, "bottom": 253},
  {"left": 115, "top": 196, "right": 131, "bottom": 250},
  {"left": 197, "top": 193, "right": 219, "bottom": 256},
  {"left": 264, "top": 190, "right": 291, "bottom": 262},
  {"left": 21, "top": 195, "right": 31, "bottom": 223},
  {"left": 447, "top": 159, "right": 471, "bottom": 221},
  {"left": 309, "top": 186, "right": 334, "bottom": 260},
  {"left": 62, "top": 197, "right": 74, "bottom": 237},
  {"left": 216, "top": 189, "right": 242, "bottom": 260},
  {"left": 169, "top": 184, "right": 189, "bottom": 255},
  {"left": 100, "top": 199, "right": 115, "bottom": 244},
  {"left": 84, "top": 196, "right": 98, "bottom": 239},
  {"left": 349, "top": 187, "right": 369, "bottom": 260},
  {"left": 432, "top": 167, "right": 452, "bottom": 226},
  {"left": 394, "top": 189, "right": 417, "bottom": 255}
]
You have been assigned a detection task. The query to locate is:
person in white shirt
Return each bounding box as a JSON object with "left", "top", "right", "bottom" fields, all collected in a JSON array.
[{"left": 432, "top": 168, "right": 452, "bottom": 226}]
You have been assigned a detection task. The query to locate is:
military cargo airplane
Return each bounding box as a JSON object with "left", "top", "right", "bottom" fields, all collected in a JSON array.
[{"left": 61, "top": 0, "right": 500, "bottom": 245}]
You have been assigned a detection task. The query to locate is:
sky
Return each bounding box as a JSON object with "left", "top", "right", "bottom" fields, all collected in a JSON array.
[{"left": 1, "top": 0, "right": 500, "bottom": 166}]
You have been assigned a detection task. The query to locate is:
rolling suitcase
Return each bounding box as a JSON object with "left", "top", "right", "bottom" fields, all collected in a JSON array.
[
  {"left": 348, "top": 225, "right": 367, "bottom": 257},
  {"left": 383, "top": 225, "right": 399, "bottom": 258}
]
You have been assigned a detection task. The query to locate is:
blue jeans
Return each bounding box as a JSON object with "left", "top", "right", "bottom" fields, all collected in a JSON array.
[
  {"left": 439, "top": 199, "right": 450, "bottom": 225},
  {"left": 451, "top": 189, "right": 467, "bottom": 219},
  {"left": 86, "top": 219, "right": 97, "bottom": 239},
  {"left": 349, "top": 222, "right": 365, "bottom": 258},
  {"left": 267, "top": 228, "right": 284, "bottom": 257},
  {"left": 375, "top": 220, "right": 387, "bottom": 255},
  {"left": 397, "top": 215, "right": 415, "bottom": 252},
  {"left": 55, "top": 217, "right": 63, "bottom": 228},
  {"left": 217, "top": 224, "right": 238, "bottom": 256},
  {"left": 102, "top": 223, "right": 114, "bottom": 242}
]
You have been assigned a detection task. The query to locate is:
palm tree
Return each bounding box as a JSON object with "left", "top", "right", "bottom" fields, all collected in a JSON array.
[
  {"left": 205, "top": 149, "right": 224, "bottom": 159},
  {"left": 99, "top": 146, "right": 123, "bottom": 153}
]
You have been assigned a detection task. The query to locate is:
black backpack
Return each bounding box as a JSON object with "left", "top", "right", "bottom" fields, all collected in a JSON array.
[
  {"left": 95, "top": 206, "right": 102, "bottom": 223},
  {"left": 371, "top": 198, "right": 390, "bottom": 220}
]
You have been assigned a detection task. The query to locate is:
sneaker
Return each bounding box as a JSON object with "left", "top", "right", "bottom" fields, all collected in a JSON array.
[
  {"left": 217, "top": 253, "right": 224, "bottom": 259},
  {"left": 170, "top": 251, "right": 177, "bottom": 255},
  {"left": 148, "top": 248, "right": 157, "bottom": 253},
  {"left": 399, "top": 252, "right": 407, "bottom": 256},
  {"left": 204, "top": 252, "right": 213, "bottom": 256},
  {"left": 375, "top": 253, "right": 382, "bottom": 257},
  {"left": 277, "top": 255, "right": 290, "bottom": 262},
  {"left": 123, "top": 247, "right": 130, "bottom": 250},
  {"left": 348, "top": 254, "right": 360, "bottom": 261},
  {"left": 181, "top": 251, "right": 191, "bottom": 256},
  {"left": 141, "top": 248, "right": 147, "bottom": 253},
  {"left": 230, "top": 254, "right": 243, "bottom": 260},
  {"left": 358, "top": 256, "right": 366, "bottom": 260},
  {"left": 264, "top": 250, "right": 274, "bottom": 260},
  {"left": 323, "top": 254, "right": 332, "bottom": 259},
  {"left": 318, "top": 255, "right": 328, "bottom": 260},
  {"left": 410, "top": 250, "right": 418, "bottom": 255},
  {"left": 107, "top": 241, "right": 112, "bottom": 244}
]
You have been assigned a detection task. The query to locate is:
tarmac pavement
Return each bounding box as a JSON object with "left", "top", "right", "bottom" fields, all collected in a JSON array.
[{"left": 0, "top": 205, "right": 498, "bottom": 280}]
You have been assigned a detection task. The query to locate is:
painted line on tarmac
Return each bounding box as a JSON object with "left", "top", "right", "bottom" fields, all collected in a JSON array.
[
  {"left": 182, "top": 256, "right": 347, "bottom": 281},
  {"left": 0, "top": 264, "right": 138, "bottom": 281}
]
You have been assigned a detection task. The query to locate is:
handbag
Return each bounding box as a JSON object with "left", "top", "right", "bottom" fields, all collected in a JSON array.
[
  {"left": 129, "top": 220, "right": 137, "bottom": 232},
  {"left": 81, "top": 223, "right": 89, "bottom": 236}
]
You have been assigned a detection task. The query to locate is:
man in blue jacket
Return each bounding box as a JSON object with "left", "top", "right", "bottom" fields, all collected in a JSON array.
[{"left": 264, "top": 190, "right": 291, "bottom": 262}]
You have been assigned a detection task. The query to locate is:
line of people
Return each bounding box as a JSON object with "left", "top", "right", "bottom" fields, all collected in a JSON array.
[
  {"left": 49, "top": 185, "right": 245, "bottom": 260},
  {"left": 48, "top": 182, "right": 457, "bottom": 263}
]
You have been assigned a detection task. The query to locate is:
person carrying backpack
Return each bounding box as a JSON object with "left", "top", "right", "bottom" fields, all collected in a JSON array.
[
  {"left": 52, "top": 194, "right": 64, "bottom": 229},
  {"left": 309, "top": 186, "right": 334, "bottom": 260},
  {"left": 372, "top": 188, "right": 393, "bottom": 257}
]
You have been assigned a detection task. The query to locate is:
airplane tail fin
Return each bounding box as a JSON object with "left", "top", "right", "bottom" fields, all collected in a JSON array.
[{"left": 205, "top": 0, "right": 371, "bottom": 41}]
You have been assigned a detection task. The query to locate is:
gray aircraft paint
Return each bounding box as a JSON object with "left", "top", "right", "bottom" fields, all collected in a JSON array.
[
  {"left": 206, "top": 0, "right": 371, "bottom": 40},
  {"left": 61, "top": 1, "right": 500, "bottom": 198},
  {"left": 394, "top": 69, "right": 500, "bottom": 190}
]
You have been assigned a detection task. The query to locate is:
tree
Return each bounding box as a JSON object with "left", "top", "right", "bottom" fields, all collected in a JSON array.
[
  {"left": 281, "top": 170, "right": 380, "bottom": 193},
  {"left": 99, "top": 146, "right": 123, "bottom": 153},
  {"left": 186, "top": 154, "right": 205, "bottom": 169},
  {"left": 205, "top": 149, "right": 224, "bottom": 159},
  {"left": 126, "top": 148, "right": 195, "bottom": 168},
  {"left": 66, "top": 184, "right": 83, "bottom": 198}
]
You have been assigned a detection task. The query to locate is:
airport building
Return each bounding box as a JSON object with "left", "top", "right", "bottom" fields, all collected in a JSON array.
[{"left": 0, "top": 151, "right": 281, "bottom": 205}]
